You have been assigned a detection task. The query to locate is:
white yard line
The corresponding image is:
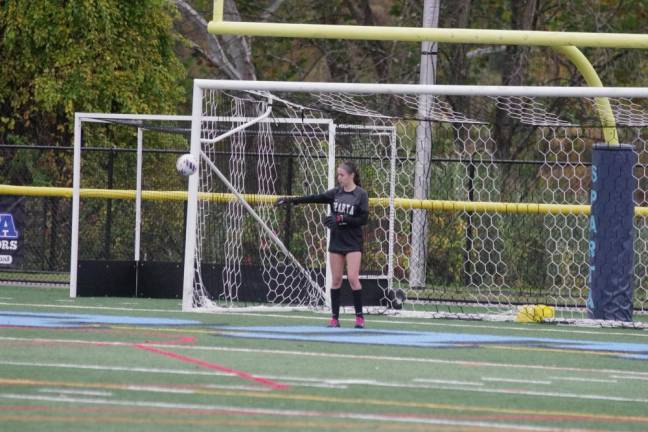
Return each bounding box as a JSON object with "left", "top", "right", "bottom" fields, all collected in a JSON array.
[
  {"left": 404, "top": 383, "right": 648, "bottom": 404},
  {"left": 0, "top": 359, "right": 640, "bottom": 405},
  {"left": 481, "top": 377, "right": 552, "bottom": 385},
  {"left": 548, "top": 376, "right": 618, "bottom": 384},
  {"left": 37, "top": 388, "right": 113, "bottom": 397},
  {"left": 0, "top": 360, "right": 229, "bottom": 376},
  {"left": 610, "top": 374, "right": 648, "bottom": 382},
  {"left": 2, "top": 337, "right": 648, "bottom": 379},
  {"left": 0, "top": 393, "right": 580, "bottom": 431},
  {"left": 413, "top": 378, "right": 483, "bottom": 386}
]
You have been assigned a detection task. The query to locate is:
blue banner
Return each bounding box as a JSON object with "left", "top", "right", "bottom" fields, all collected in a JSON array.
[
  {"left": 587, "top": 144, "right": 637, "bottom": 321},
  {"left": 0, "top": 197, "right": 24, "bottom": 268}
]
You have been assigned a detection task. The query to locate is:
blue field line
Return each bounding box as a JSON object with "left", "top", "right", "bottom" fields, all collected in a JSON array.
[
  {"left": 218, "top": 325, "right": 648, "bottom": 358},
  {"left": 0, "top": 311, "right": 199, "bottom": 328},
  {"left": 3, "top": 310, "right": 648, "bottom": 360}
]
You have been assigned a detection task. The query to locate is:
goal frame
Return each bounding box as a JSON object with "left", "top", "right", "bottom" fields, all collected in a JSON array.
[
  {"left": 70, "top": 113, "right": 192, "bottom": 298},
  {"left": 182, "top": 80, "right": 648, "bottom": 314}
]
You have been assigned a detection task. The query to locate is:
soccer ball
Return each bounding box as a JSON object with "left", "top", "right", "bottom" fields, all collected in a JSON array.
[{"left": 176, "top": 153, "right": 198, "bottom": 176}]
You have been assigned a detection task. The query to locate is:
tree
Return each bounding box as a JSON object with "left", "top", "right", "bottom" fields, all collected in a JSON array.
[{"left": 0, "top": 0, "right": 186, "bottom": 146}]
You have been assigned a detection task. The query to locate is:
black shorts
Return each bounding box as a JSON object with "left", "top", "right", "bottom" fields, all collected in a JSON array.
[{"left": 328, "top": 249, "right": 362, "bottom": 256}]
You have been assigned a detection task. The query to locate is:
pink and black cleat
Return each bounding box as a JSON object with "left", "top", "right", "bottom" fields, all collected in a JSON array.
[
  {"left": 354, "top": 316, "right": 365, "bottom": 329},
  {"left": 327, "top": 318, "right": 340, "bottom": 328}
]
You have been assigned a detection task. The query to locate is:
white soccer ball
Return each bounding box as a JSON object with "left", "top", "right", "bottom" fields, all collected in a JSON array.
[{"left": 176, "top": 153, "right": 198, "bottom": 176}]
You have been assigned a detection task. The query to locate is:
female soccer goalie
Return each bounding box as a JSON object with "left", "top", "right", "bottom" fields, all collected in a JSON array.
[{"left": 276, "top": 161, "right": 369, "bottom": 328}]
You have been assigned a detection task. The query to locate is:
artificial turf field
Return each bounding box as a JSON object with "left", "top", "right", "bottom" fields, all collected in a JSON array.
[{"left": 1, "top": 286, "right": 648, "bottom": 431}]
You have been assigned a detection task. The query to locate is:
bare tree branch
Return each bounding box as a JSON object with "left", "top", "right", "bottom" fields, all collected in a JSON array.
[
  {"left": 260, "top": 0, "right": 288, "bottom": 22},
  {"left": 221, "top": 0, "right": 256, "bottom": 80},
  {"left": 172, "top": 0, "right": 256, "bottom": 80},
  {"left": 344, "top": 0, "right": 390, "bottom": 82}
]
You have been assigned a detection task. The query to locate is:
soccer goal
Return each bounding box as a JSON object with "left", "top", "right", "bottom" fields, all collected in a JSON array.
[
  {"left": 182, "top": 80, "right": 648, "bottom": 324},
  {"left": 69, "top": 113, "right": 193, "bottom": 298}
]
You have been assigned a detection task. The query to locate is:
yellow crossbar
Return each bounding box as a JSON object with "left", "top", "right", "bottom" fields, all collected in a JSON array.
[
  {"left": 4, "top": 184, "right": 648, "bottom": 216},
  {"left": 207, "top": 21, "right": 648, "bottom": 49}
]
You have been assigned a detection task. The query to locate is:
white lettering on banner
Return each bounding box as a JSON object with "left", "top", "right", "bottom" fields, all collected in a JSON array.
[
  {"left": 0, "top": 255, "right": 13, "bottom": 265},
  {"left": 0, "top": 240, "right": 18, "bottom": 251}
]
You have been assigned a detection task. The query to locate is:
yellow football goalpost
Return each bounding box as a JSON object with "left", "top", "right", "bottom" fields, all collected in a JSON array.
[{"left": 208, "top": 0, "right": 648, "bottom": 145}]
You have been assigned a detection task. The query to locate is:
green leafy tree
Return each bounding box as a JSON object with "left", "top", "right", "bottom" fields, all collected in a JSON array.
[
  {"left": 0, "top": 0, "right": 186, "bottom": 147},
  {"left": 0, "top": 1, "right": 186, "bottom": 270}
]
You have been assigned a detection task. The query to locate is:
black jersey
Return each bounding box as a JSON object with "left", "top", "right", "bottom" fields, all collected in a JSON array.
[{"left": 292, "top": 186, "right": 369, "bottom": 253}]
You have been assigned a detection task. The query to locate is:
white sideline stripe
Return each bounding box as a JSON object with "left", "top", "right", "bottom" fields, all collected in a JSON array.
[
  {"left": 406, "top": 383, "right": 648, "bottom": 404},
  {"left": 548, "top": 376, "right": 618, "bottom": 384},
  {"left": 125, "top": 386, "right": 195, "bottom": 394},
  {"left": 2, "top": 300, "right": 648, "bottom": 340},
  {"left": 3, "top": 337, "right": 648, "bottom": 379},
  {"left": 38, "top": 388, "right": 113, "bottom": 397},
  {"left": 610, "top": 374, "right": 648, "bottom": 382},
  {"left": 0, "top": 360, "right": 229, "bottom": 376},
  {"left": 0, "top": 360, "right": 338, "bottom": 390},
  {"left": 481, "top": 377, "right": 552, "bottom": 385},
  {"left": 0, "top": 393, "right": 570, "bottom": 431},
  {"left": 413, "top": 378, "right": 483, "bottom": 387},
  {"left": 201, "top": 384, "right": 273, "bottom": 392}
]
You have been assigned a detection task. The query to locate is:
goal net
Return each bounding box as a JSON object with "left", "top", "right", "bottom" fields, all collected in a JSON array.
[{"left": 183, "top": 80, "right": 648, "bottom": 324}]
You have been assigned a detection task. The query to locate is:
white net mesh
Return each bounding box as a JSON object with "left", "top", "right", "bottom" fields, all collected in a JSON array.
[
  {"left": 187, "top": 84, "right": 648, "bottom": 325},
  {"left": 191, "top": 90, "right": 330, "bottom": 310}
]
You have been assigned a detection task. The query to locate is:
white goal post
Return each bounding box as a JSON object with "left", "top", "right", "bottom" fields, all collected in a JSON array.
[{"left": 182, "top": 80, "right": 648, "bottom": 324}]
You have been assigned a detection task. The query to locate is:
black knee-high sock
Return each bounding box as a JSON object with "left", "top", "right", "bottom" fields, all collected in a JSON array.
[
  {"left": 352, "top": 289, "right": 363, "bottom": 317},
  {"left": 330, "top": 288, "right": 341, "bottom": 319}
]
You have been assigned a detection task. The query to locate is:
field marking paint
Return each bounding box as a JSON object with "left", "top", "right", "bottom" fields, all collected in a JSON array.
[
  {"left": 215, "top": 325, "right": 648, "bottom": 361},
  {"left": 1, "top": 413, "right": 545, "bottom": 432},
  {"left": 610, "top": 374, "right": 648, "bottom": 382},
  {"left": 413, "top": 378, "right": 483, "bottom": 386},
  {"left": 0, "top": 393, "right": 599, "bottom": 431},
  {"left": 548, "top": 376, "right": 618, "bottom": 384},
  {"left": 37, "top": 388, "right": 113, "bottom": 397},
  {"left": 0, "top": 302, "right": 179, "bottom": 314},
  {"left": 404, "top": 382, "right": 648, "bottom": 404},
  {"left": 0, "top": 360, "right": 229, "bottom": 376},
  {"left": 4, "top": 335, "right": 648, "bottom": 378},
  {"left": 3, "top": 302, "right": 648, "bottom": 340},
  {"left": 133, "top": 343, "right": 289, "bottom": 391},
  {"left": 3, "top": 377, "right": 648, "bottom": 425},
  {"left": 2, "top": 365, "right": 642, "bottom": 408},
  {"left": 0, "top": 310, "right": 199, "bottom": 328},
  {"left": 208, "top": 311, "right": 648, "bottom": 339},
  {"left": 480, "top": 377, "right": 552, "bottom": 385}
]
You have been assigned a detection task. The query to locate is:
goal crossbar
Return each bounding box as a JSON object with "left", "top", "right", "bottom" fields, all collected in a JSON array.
[{"left": 196, "top": 80, "right": 648, "bottom": 98}]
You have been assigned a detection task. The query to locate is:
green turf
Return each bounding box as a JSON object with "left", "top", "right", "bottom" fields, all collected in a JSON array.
[{"left": 2, "top": 285, "right": 648, "bottom": 431}]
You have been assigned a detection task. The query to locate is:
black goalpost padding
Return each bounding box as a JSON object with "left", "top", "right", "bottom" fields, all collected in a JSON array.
[{"left": 587, "top": 144, "right": 637, "bottom": 321}]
